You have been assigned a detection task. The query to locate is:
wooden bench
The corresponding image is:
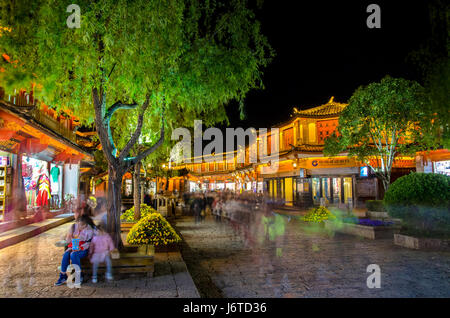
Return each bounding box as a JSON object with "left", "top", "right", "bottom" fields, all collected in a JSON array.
[
  {"left": 68, "top": 243, "right": 154, "bottom": 278},
  {"left": 81, "top": 250, "right": 154, "bottom": 278}
]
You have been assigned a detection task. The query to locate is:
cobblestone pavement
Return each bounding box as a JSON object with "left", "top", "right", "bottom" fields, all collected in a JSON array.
[
  {"left": 175, "top": 215, "right": 450, "bottom": 298},
  {"left": 0, "top": 222, "right": 199, "bottom": 298}
]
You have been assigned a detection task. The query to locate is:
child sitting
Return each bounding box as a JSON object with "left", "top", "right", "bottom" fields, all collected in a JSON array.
[{"left": 88, "top": 224, "right": 115, "bottom": 283}]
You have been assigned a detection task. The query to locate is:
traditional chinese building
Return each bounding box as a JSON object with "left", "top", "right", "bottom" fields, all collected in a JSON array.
[
  {"left": 87, "top": 96, "right": 442, "bottom": 211},
  {"left": 166, "top": 97, "right": 418, "bottom": 209},
  {"left": 0, "top": 88, "right": 94, "bottom": 221}
]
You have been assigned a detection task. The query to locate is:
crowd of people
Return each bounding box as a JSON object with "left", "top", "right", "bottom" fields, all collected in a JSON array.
[
  {"left": 54, "top": 189, "right": 289, "bottom": 288},
  {"left": 181, "top": 190, "right": 289, "bottom": 253}
]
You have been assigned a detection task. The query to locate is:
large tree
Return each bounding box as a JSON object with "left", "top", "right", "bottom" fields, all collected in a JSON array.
[
  {"left": 324, "top": 76, "right": 438, "bottom": 192},
  {"left": 0, "top": 0, "right": 272, "bottom": 247}
]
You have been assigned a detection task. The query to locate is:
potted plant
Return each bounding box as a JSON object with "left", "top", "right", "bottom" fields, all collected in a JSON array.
[
  {"left": 126, "top": 212, "right": 182, "bottom": 255},
  {"left": 120, "top": 203, "right": 157, "bottom": 232}
]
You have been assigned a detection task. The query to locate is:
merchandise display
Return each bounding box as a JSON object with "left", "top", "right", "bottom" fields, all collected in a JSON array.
[{"left": 22, "top": 156, "right": 57, "bottom": 210}]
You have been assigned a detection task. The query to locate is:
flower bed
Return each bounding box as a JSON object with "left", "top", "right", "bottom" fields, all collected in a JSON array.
[
  {"left": 394, "top": 234, "right": 450, "bottom": 251},
  {"left": 358, "top": 219, "right": 394, "bottom": 227},
  {"left": 120, "top": 204, "right": 157, "bottom": 222},
  {"left": 120, "top": 204, "right": 158, "bottom": 233},
  {"left": 126, "top": 212, "right": 181, "bottom": 248},
  {"left": 302, "top": 206, "right": 336, "bottom": 223},
  {"left": 324, "top": 219, "right": 400, "bottom": 240}
]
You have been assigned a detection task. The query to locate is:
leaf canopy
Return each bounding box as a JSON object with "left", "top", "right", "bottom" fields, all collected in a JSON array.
[
  {"left": 324, "top": 75, "right": 441, "bottom": 169},
  {"left": 0, "top": 0, "right": 273, "bottom": 146}
]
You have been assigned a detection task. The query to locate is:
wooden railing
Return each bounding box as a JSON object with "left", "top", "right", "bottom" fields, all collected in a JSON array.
[
  {"left": 2, "top": 90, "right": 77, "bottom": 143},
  {"left": 32, "top": 109, "right": 77, "bottom": 143}
]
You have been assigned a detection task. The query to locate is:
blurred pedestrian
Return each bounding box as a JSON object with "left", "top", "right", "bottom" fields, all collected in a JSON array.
[{"left": 193, "top": 194, "right": 202, "bottom": 224}]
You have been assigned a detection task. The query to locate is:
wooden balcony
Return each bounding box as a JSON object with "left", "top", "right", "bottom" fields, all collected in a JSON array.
[
  {"left": 1, "top": 89, "right": 77, "bottom": 144},
  {"left": 31, "top": 109, "right": 76, "bottom": 143}
]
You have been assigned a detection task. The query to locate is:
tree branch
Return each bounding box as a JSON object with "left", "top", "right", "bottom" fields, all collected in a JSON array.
[
  {"left": 93, "top": 88, "right": 116, "bottom": 164},
  {"left": 108, "top": 63, "right": 116, "bottom": 79},
  {"left": 118, "top": 94, "right": 151, "bottom": 162},
  {"left": 130, "top": 113, "right": 165, "bottom": 166},
  {"left": 103, "top": 101, "right": 139, "bottom": 158},
  {"left": 104, "top": 101, "right": 139, "bottom": 124}
]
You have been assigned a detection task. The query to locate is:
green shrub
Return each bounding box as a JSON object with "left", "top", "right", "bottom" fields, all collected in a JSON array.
[
  {"left": 120, "top": 204, "right": 157, "bottom": 222},
  {"left": 384, "top": 173, "right": 450, "bottom": 236},
  {"left": 365, "top": 200, "right": 385, "bottom": 212}
]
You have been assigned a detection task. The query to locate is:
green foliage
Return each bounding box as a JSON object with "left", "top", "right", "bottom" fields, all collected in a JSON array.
[
  {"left": 324, "top": 76, "right": 438, "bottom": 190},
  {"left": 126, "top": 212, "right": 181, "bottom": 246},
  {"left": 0, "top": 0, "right": 273, "bottom": 159},
  {"left": 120, "top": 203, "right": 157, "bottom": 222},
  {"left": 421, "top": 58, "right": 450, "bottom": 149},
  {"left": 384, "top": 173, "right": 450, "bottom": 236},
  {"left": 302, "top": 206, "right": 336, "bottom": 223},
  {"left": 407, "top": 0, "right": 449, "bottom": 148},
  {"left": 93, "top": 150, "right": 108, "bottom": 173},
  {"left": 365, "top": 200, "right": 386, "bottom": 212}
]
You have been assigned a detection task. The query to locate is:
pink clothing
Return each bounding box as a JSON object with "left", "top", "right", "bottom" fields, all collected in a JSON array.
[{"left": 89, "top": 233, "right": 115, "bottom": 264}]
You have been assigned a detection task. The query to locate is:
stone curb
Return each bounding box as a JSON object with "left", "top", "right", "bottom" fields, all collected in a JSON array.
[{"left": 0, "top": 215, "right": 75, "bottom": 250}]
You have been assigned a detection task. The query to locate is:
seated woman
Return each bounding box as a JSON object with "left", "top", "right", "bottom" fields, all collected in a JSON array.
[{"left": 55, "top": 213, "right": 96, "bottom": 286}]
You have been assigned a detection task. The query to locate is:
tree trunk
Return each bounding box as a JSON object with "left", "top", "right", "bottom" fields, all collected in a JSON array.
[
  {"left": 107, "top": 164, "right": 124, "bottom": 250},
  {"left": 382, "top": 178, "right": 390, "bottom": 193},
  {"left": 133, "top": 161, "right": 141, "bottom": 221}
]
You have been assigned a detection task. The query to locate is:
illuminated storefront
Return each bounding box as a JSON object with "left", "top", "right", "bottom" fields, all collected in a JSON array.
[
  {"left": 0, "top": 97, "right": 93, "bottom": 221},
  {"left": 434, "top": 160, "right": 450, "bottom": 176},
  {"left": 22, "top": 156, "right": 50, "bottom": 211},
  {"left": 164, "top": 97, "right": 438, "bottom": 208},
  {"left": 417, "top": 150, "right": 450, "bottom": 177},
  {"left": 20, "top": 156, "right": 64, "bottom": 211},
  {"left": 0, "top": 151, "right": 12, "bottom": 221}
]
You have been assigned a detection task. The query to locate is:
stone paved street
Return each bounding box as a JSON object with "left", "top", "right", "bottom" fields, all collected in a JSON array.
[
  {"left": 175, "top": 215, "right": 450, "bottom": 298},
  {"left": 0, "top": 222, "right": 199, "bottom": 298}
]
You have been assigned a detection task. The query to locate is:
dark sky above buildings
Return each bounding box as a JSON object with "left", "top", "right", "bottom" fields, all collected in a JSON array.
[{"left": 222, "top": 0, "right": 432, "bottom": 130}]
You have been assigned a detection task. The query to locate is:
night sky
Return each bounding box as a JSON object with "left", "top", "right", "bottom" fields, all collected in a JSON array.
[{"left": 223, "top": 0, "right": 432, "bottom": 129}]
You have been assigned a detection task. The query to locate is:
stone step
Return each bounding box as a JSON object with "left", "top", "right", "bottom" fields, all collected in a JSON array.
[{"left": 0, "top": 214, "right": 74, "bottom": 250}]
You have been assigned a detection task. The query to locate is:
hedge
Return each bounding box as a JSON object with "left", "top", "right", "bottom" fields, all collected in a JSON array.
[
  {"left": 384, "top": 173, "right": 450, "bottom": 235},
  {"left": 365, "top": 200, "right": 385, "bottom": 212}
]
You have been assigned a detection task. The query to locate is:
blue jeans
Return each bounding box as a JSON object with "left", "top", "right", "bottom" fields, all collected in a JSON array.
[
  {"left": 92, "top": 255, "right": 112, "bottom": 278},
  {"left": 61, "top": 249, "right": 89, "bottom": 273}
]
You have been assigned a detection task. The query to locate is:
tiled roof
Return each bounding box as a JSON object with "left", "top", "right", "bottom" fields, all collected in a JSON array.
[
  {"left": 293, "top": 96, "right": 347, "bottom": 118},
  {"left": 293, "top": 144, "right": 324, "bottom": 153}
]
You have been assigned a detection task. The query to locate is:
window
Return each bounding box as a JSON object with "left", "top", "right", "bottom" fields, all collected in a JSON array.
[
  {"left": 299, "top": 123, "right": 303, "bottom": 142},
  {"left": 308, "top": 123, "right": 316, "bottom": 143},
  {"left": 267, "top": 134, "right": 272, "bottom": 155},
  {"left": 283, "top": 127, "right": 293, "bottom": 150}
]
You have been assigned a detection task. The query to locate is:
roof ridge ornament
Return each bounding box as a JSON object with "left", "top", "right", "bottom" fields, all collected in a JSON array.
[{"left": 328, "top": 96, "right": 334, "bottom": 103}]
